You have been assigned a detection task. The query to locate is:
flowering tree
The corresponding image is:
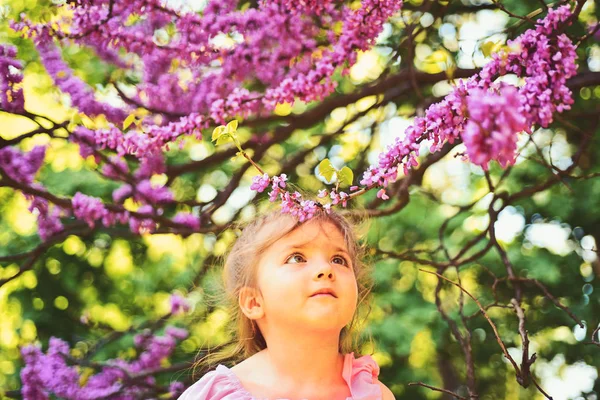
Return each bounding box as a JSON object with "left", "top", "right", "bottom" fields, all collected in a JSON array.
[{"left": 1, "top": 0, "right": 599, "bottom": 398}]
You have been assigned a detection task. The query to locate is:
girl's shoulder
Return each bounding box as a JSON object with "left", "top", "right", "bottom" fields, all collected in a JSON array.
[
  {"left": 177, "top": 353, "right": 386, "bottom": 400},
  {"left": 177, "top": 365, "right": 253, "bottom": 400}
]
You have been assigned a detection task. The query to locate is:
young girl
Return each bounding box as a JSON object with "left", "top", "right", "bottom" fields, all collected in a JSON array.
[{"left": 179, "top": 209, "right": 395, "bottom": 400}]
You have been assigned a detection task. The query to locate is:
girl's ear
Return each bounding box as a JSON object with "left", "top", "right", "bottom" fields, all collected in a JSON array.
[{"left": 238, "top": 287, "right": 265, "bottom": 320}]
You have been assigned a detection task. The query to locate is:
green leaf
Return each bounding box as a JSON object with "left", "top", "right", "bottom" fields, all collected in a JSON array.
[
  {"left": 481, "top": 41, "right": 500, "bottom": 58},
  {"left": 317, "top": 159, "right": 336, "bottom": 183},
  {"left": 123, "top": 114, "right": 136, "bottom": 130},
  {"left": 215, "top": 134, "right": 232, "bottom": 146},
  {"left": 211, "top": 126, "right": 226, "bottom": 141},
  {"left": 225, "top": 120, "right": 238, "bottom": 134},
  {"left": 338, "top": 166, "right": 354, "bottom": 187}
]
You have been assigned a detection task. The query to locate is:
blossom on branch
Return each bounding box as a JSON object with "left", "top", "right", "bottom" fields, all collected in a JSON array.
[
  {"left": 20, "top": 327, "right": 188, "bottom": 400},
  {"left": 0, "top": 44, "right": 25, "bottom": 113},
  {"left": 462, "top": 85, "right": 527, "bottom": 170},
  {"left": 0, "top": 146, "right": 46, "bottom": 185}
]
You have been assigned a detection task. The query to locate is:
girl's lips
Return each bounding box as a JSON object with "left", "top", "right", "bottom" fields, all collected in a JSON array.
[{"left": 310, "top": 293, "right": 336, "bottom": 298}]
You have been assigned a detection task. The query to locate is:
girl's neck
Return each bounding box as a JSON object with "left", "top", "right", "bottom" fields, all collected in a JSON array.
[{"left": 259, "top": 328, "right": 347, "bottom": 389}]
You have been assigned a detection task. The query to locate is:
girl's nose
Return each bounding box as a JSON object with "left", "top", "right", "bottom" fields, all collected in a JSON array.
[
  {"left": 317, "top": 271, "right": 334, "bottom": 279},
  {"left": 315, "top": 262, "right": 335, "bottom": 280}
]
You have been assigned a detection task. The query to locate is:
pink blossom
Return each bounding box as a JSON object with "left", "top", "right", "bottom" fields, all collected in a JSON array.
[
  {"left": 0, "top": 45, "right": 25, "bottom": 113},
  {"left": 71, "top": 193, "right": 108, "bottom": 229},
  {"left": 172, "top": 212, "right": 200, "bottom": 231},
  {"left": 377, "top": 189, "right": 389, "bottom": 200},
  {"left": 0, "top": 146, "right": 46, "bottom": 184},
  {"left": 462, "top": 85, "right": 527, "bottom": 170},
  {"left": 169, "top": 293, "right": 191, "bottom": 315},
  {"left": 250, "top": 173, "right": 270, "bottom": 193}
]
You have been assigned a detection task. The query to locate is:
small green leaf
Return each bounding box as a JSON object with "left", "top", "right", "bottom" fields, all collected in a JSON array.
[
  {"left": 225, "top": 120, "right": 238, "bottom": 134},
  {"left": 212, "top": 126, "right": 226, "bottom": 141},
  {"left": 215, "top": 134, "right": 232, "bottom": 146},
  {"left": 318, "top": 159, "right": 336, "bottom": 183},
  {"left": 481, "top": 41, "right": 501, "bottom": 58},
  {"left": 123, "top": 114, "right": 136, "bottom": 130},
  {"left": 338, "top": 166, "right": 354, "bottom": 187}
]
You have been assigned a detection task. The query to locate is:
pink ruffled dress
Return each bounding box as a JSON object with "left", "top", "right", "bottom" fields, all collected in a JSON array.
[{"left": 178, "top": 352, "right": 382, "bottom": 400}]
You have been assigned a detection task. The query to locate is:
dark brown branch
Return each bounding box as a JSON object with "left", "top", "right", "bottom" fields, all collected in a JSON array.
[{"left": 408, "top": 382, "right": 467, "bottom": 400}]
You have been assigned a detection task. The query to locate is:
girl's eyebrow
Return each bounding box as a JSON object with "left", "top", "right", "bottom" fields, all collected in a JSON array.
[{"left": 285, "top": 244, "right": 350, "bottom": 255}]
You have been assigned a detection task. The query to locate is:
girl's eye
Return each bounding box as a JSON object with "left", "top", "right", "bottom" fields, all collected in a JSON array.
[
  {"left": 332, "top": 255, "right": 349, "bottom": 266},
  {"left": 286, "top": 253, "right": 306, "bottom": 264}
]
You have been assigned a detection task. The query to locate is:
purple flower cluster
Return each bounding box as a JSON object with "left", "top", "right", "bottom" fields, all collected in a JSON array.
[
  {"left": 70, "top": 189, "right": 197, "bottom": 235},
  {"left": 169, "top": 293, "right": 191, "bottom": 315},
  {"left": 27, "top": 195, "right": 65, "bottom": 241},
  {"left": 462, "top": 85, "right": 527, "bottom": 169},
  {"left": 71, "top": 193, "right": 129, "bottom": 231},
  {"left": 71, "top": 192, "right": 110, "bottom": 229},
  {"left": 7, "top": 3, "right": 578, "bottom": 224},
  {"left": 500, "top": 5, "right": 577, "bottom": 128},
  {"left": 280, "top": 191, "right": 319, "bottom": 222},
  {"left": 128, "top": 205, "right": 157, "bottom": 234},
  {"left": 262, "top": 0, "right": 403, "bottom": 109},
  {"left": 0, "top": 45, "right": 24, "bottom": 113},
  {"left": 330, "top": 190, "right": 350, "bottom": 207},
  {"left": 273, "top": 0, "right": 335, "bottom": 15},
  {"left": 172, "top": 212, "right": 201, "bottom": 231},
  {"left": 134, "top": 180, "right": 174, "bottom": 204},
  {"left": 249, "top": 173, "right": 319, "bottom": 220},
  {"left": 0, "top": 146, "right": 46, "bottom": 184},
  {"left": 13, "top": 0, "right": 400, "bottom": 141},
  {"left": 20, "top": 327, "right": 188, "bottom": 400},
  {"left": 34, "top": 37, "right": 128, "bottom": 124},
  {"left": 243, "top": 5, "right": 578, "bottom": 217},
  {"left": 71, "top": 112, "right": 207, "bottom": 160},
  {"left": 359, "top": 5, "right": 577, "bottom": 191},
  {"left": 100, "top": 156, "right": 129, "bottom": 180},
  {"left": 267, "top": 173, "right": 288, "bottom": 202},
  {"left": 250, "top": 173, "right": 271, "bottom": 193}
]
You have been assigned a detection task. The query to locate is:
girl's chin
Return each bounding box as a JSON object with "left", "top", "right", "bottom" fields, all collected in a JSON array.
[{"left": 302, "top": 314, "right": 353, "bottom": 330}]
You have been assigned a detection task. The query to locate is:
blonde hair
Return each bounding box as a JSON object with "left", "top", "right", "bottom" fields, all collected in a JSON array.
[{"left": 193, "top": 206, "right": 373, "bottom": 376}]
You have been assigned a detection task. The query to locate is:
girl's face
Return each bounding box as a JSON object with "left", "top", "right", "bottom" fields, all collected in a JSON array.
[{"left": 254, "top": 220, "right": 358, "bottom": 334}]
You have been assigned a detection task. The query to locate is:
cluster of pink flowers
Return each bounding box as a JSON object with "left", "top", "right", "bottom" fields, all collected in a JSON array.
[
  {"left": 5, "top": 0, "right": 404, "bottom": 236},
  {"left": 20, "top": 326, "right": 188, "bottom": 400},
  {"left": 169, "top": 293, "right": 191, "bottom": 315},
  {"left": 0, "top": 44, "right": 24, "bottom": 113},
  {"left": 273, "top": 0, "right": 336, "bottom": 15},
  {"left": 262, "top": 0, "right": 403, "bottom": 110},
  {"left": 280, "top": 191, "right": 319, "bottom": 222},
  {"left": 250, "top": 173, "right": 271, "bottom": 193},
  {"left": 134, "top": 180, "right": 174, "bottom": 205},
  {"left": 462, "top": 85, "right": 527, "bottom": 169},
  {"left": 497, "top": 5, "right": 577, "bottom": 128},
  {"left": 71, "top": 121, "right": 197, "bottom": 161},
  {"left": 359, "top": 5, "right": 577, "bottom": 191},
  {"left": 71, "top": 192, "right": 111, "bottom": 229},
  {"left": 14, "top": 27, "right": 129, "bottom": 124},
  {"left": 128, "top": 205, "right": 157, "bottom": 235},
  {"left": 3, "top": 2, "right": 578, "bottom": 238},
  {"left": 27, "top": 196, "right": 65, "bottom": 241},
  {"left": 0, "top": 146, "right": 46, "bottom": 185},
  {"left": 0, "top": 144, "right": 67, "bottom": 240},
  {"left": 172, "top": 212, "right": 201, "bottom": 231},
  {"left": 13, "top": 0, "right": 399, "bottom": 134},
  {"left": 245, "top": 5, "right": 578, "bottom": 217}
]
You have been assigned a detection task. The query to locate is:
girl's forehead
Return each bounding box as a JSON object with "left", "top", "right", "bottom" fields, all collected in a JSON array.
[{"left": 277, "top": 220, "right": 346, "bottom": 248}]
